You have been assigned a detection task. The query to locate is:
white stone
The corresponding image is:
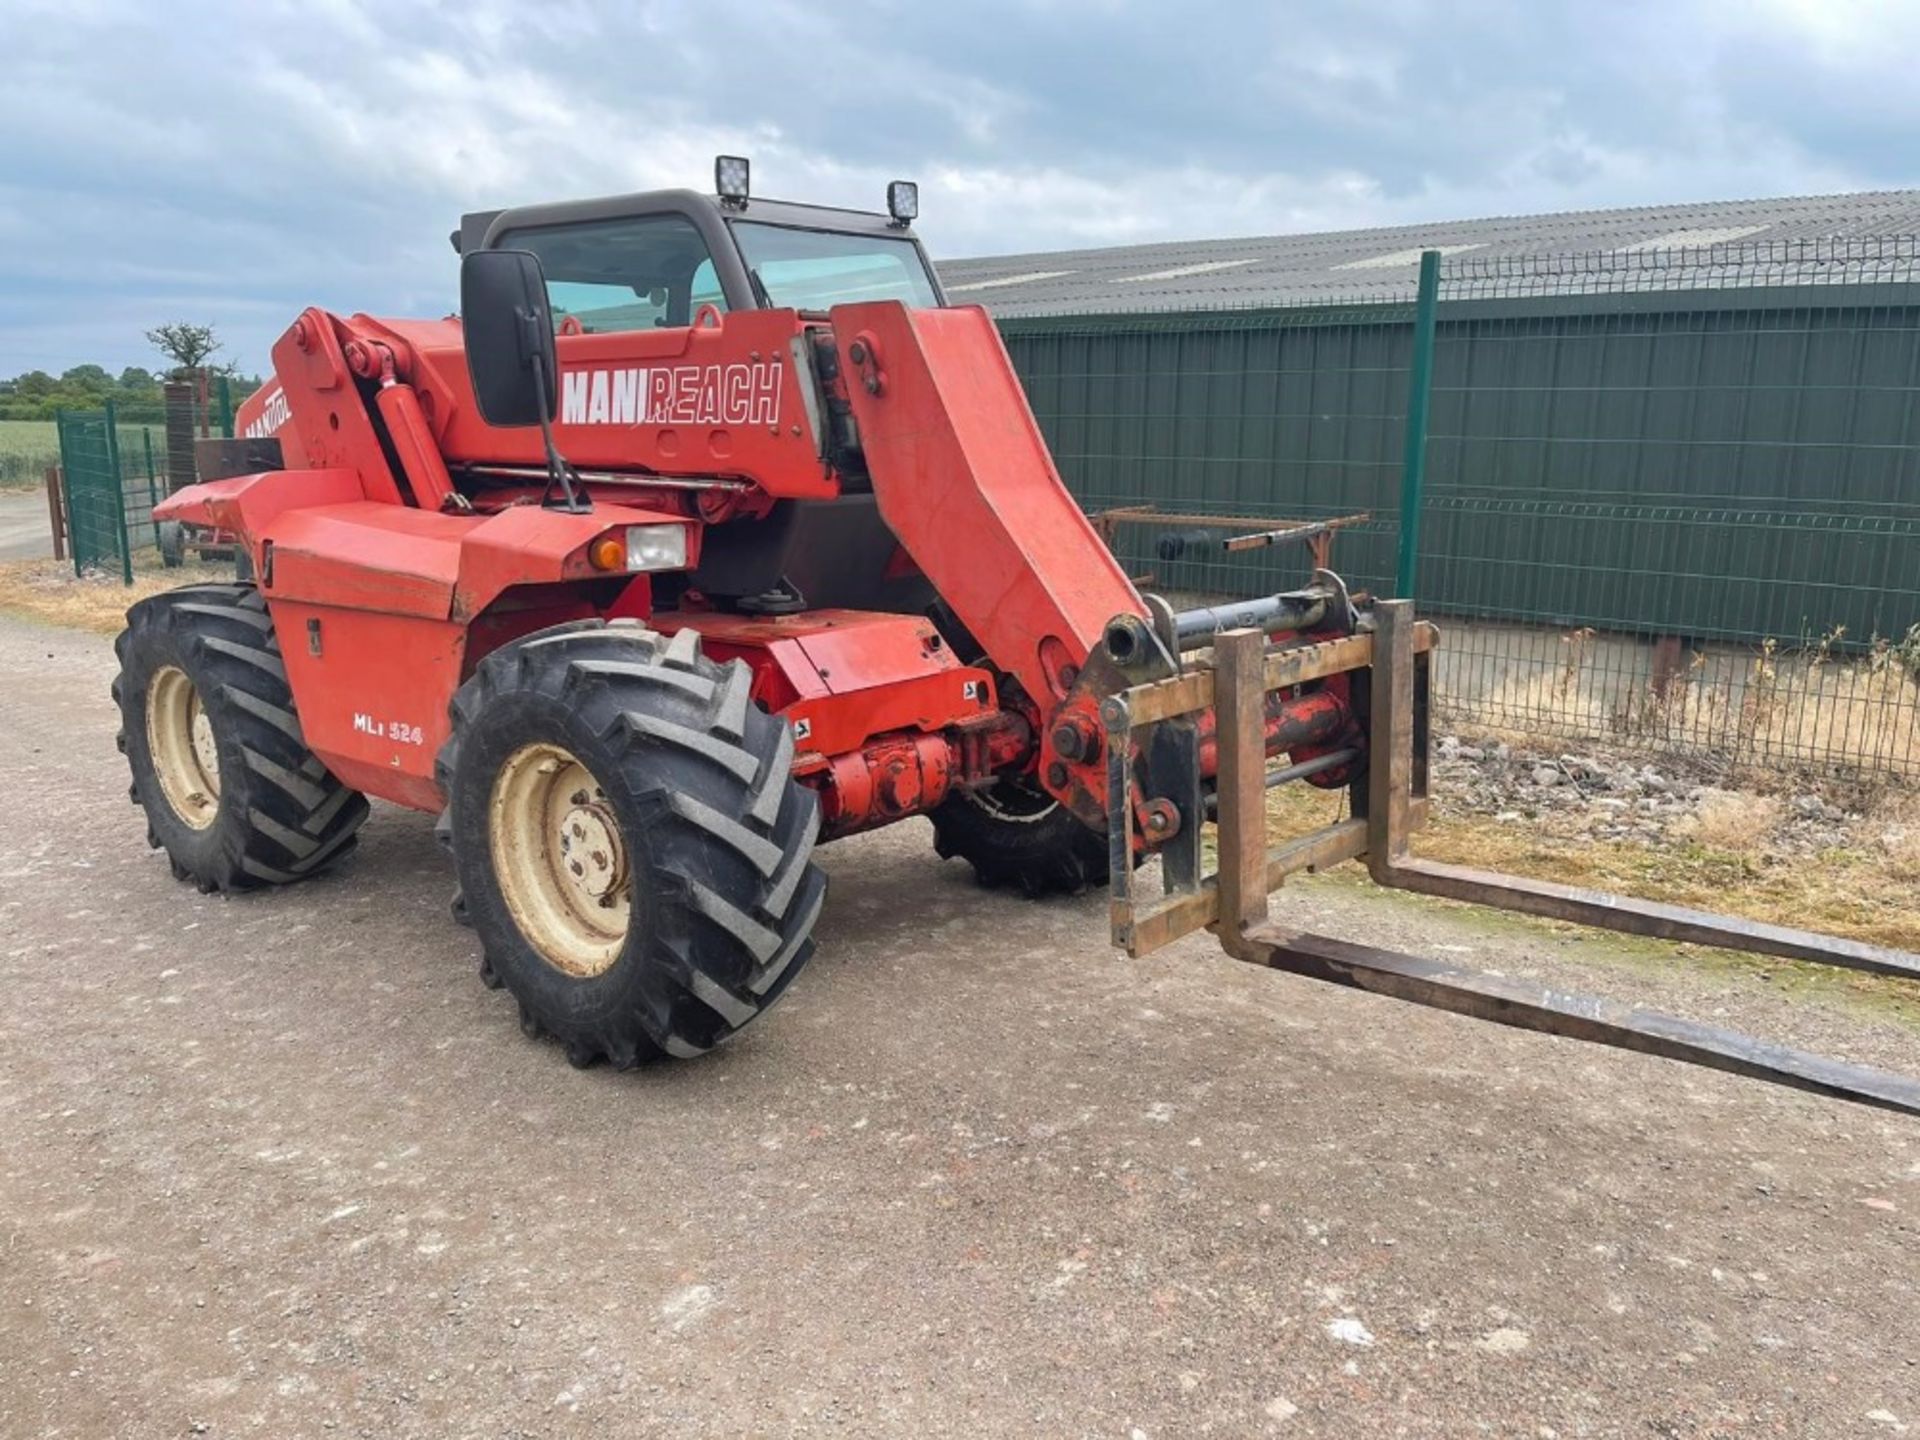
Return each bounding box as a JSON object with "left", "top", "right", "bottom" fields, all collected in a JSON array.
[{"left": 1325, "top": 1317, "right": 1374, "bottom": 1346}]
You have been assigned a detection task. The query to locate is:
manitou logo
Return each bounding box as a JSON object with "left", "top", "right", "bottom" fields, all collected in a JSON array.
[
  {"left": 243, "top": 386, "right": 291, "bottom": 438},
  {"left": 559, "top": 362, "right": 783, "bottom": 428}
]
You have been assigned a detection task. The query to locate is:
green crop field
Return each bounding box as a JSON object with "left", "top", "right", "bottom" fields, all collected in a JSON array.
[
  {"left": 0, "top": 418, "right": 172, "bottom": 494},
  {"left": 0, "top": 420, "right": 61, "bottom": 491}
]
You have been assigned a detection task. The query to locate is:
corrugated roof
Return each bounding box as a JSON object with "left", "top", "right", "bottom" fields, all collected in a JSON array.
[{"left": 932, "top": 190, "right": 1920, "bottom": 316}]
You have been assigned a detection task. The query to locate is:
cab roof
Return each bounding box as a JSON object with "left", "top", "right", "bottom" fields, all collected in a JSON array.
[{"left": 452, "top": 190, "right": 916, "bottom": 256}]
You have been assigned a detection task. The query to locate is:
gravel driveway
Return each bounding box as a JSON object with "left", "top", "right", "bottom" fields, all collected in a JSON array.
[
  {"left": 3, "top": 611, "right": 1917, "bottom": 1438},
  {"left": 0, "top": 490, "right": 55, "bottom": 562}
]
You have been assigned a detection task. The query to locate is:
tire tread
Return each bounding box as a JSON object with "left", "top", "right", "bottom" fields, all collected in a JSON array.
[
  {"left": 115, "top": 584, "right": 368, "bottom": 892},
  {"left": 439, "top": 621, "right": 826, "bottom": 1066}
]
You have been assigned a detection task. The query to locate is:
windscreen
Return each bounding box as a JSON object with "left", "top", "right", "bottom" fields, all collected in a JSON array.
[{"left": 730, "top": 222, "right": 940, "bottom": 310}]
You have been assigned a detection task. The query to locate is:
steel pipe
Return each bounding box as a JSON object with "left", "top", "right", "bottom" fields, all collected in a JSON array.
[
  {"left": 1203, "top": 746, "right": 1359, "bottom": 818},
  {"left": 1171, "top": 592, "right": 1330, "bottom": 650}
]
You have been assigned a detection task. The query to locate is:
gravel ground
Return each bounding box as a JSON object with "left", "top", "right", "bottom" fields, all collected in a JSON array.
[
  {"left": 3, "top": 611, "right": 1918, "bottom": 1439},
  {"left": 0, "top": 491, "right": 55, "bottom": 562}
]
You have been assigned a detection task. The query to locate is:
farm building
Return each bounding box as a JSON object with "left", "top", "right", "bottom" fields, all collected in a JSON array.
[{"left": 935, "top": 192, "right": 1920, "bottom": 660}]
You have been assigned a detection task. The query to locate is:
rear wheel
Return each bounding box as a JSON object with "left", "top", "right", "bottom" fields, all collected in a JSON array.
[
  {"left": 930, "top": 778, "right": 1113, "bottom": 897},
  {"left": 156, "top": 520, "right": 186, "bottom": 569},
  {"left": 114, "top": 584, "right": 369, "bottom": 892},
  {"left": 438, "top": 621, "right": 827, "bottom": 1067}
]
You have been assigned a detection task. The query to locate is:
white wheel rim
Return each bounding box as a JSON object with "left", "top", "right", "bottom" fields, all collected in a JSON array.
[
  {"left": 489, "top": 742, "right": 632, "bottom": 978},
  {"left": 147, "top": 664, "right": 221, "bottom": 830}
]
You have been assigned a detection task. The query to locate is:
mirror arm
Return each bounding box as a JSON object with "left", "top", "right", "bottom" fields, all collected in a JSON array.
[{"left": 528, "top": 347, "right": 590, "bottom": 514}]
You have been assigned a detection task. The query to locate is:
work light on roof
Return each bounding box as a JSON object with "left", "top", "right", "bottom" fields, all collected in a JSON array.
[
  {"left": 887, "top": 180, "right": 918, "bottom": 226},
  {"left": 715, "top": 155, "right": 751, "bottom": 207}
]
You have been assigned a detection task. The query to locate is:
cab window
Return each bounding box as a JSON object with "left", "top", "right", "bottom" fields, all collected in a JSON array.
[
  {"left": 497, "top": 214, "right": 726, "bottom": 332},
  {"left": 730, "top": 222, "right": 939, "bottom": 309}
]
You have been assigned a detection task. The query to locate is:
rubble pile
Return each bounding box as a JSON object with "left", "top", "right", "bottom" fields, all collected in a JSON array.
[{"left": 1432, "top": 735, "right": 1864, "bottom": 856}]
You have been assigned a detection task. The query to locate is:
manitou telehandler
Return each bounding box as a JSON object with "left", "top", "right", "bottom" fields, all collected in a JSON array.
[{"left": 119, "top": 159, "right": 1920, "bottom": 1112}]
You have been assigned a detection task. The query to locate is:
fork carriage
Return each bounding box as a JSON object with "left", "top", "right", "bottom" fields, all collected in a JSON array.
[{"left": 1104, "top": 595, "right": 1920, "bottom": 1116}]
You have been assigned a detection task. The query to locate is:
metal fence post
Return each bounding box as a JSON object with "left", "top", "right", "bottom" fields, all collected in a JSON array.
[
  {"left": 44, "top": 465, "right": 66, "bottom": 562},
  {"left": 142, "top": 428, "right": 161, "bottom": 550},
  {"left": 105, "top": 398, "right": 132, "bottom": 585},
  {"left": 54, "top": 408, "right": 79, "bottom": 578},
  {"left": 1395, "top": 249, "right": 1440, "bottom": 598}
]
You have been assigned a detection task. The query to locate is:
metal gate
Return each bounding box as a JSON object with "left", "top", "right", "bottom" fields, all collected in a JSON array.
[
  {"left": 56, "top": 405, "right": 132, "bottom": 582},
  {"left": 55, "top": 403, "right": 162, "bottom": 584}
]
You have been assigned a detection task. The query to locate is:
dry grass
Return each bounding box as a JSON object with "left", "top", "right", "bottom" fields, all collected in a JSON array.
[
  {"left": 1672, "top": 789, "right": 1780, "bottom": 850},
  {"left": 1885, "top": 831, "right": 1920, "bottom": 884},
  {"left": 0, "top": 556, "right": 231, "bottom": 636},
  {"left": 1878, "top": 796, "right": 1920, "bottom": 884},
  {"left": 1440, "top": 626, "right": 1920, "bottom": 782},
  {"left": 1258, "top": 781, "right": 1920, "bottom": 956}
]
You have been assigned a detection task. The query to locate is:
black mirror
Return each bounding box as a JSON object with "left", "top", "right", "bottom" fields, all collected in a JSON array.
[{"left": 460, "top": 249, "right": 558, "bottom": 428}]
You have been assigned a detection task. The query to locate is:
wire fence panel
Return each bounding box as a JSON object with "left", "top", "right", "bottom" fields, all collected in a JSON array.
[
  {"left": 1424, "top": 241, "right": 1920, "bottom": 780},
  {"left": 55, "top": 406, "right": 165, "bottom": 583},
  {"left": 995, "top": 236, "right": 1920, "bottom": 783},
  {"left": 121, "top": 427, "right": 165, "bottom": 554},
  {"left": 56, "top": 405, "right": 132, "bottom": 583}
]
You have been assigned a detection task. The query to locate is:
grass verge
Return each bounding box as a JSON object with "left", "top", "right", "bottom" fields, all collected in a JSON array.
[
  {"left": 1264, "top": 783, "right": 1920, "bottom": 952},
  {"left": 1254, "top": 781, "right": 1920, "bottom": 1014},
  {"left": 0, "top": 555, "right": 231, "bottom": 635}
]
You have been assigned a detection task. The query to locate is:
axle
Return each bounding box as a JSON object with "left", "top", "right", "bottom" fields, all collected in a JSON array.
[{"left": 809, "top": 713, "right": 1032, "bottom": 840}]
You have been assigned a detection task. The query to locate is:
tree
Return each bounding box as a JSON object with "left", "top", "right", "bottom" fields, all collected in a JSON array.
[
  {"left": 118, "top": 366, "right": 156, "bottom": 390},
  {"left": 61, "top": 364, "right": 112, "bottom": 389},
  {"left": 146, "top": 322, "right": 221, "bottom": 376}
]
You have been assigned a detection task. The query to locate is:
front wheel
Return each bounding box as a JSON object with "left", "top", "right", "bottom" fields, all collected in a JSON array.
[
  {"left": 930, "top": 778, "right": 1113, "bottom": 897},
  {"left": 437, "top": 621, "right": 827, "bottom": 1068}
]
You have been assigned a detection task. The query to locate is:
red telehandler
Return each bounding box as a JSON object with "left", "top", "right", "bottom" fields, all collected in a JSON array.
[{"left": 121, "top": 159, "right": 1920, "bottom": 1112}]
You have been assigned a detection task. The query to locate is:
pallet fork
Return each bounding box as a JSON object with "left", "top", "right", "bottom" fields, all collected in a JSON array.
[{"left": 1103, "top": 594, "right": 1920, "bottom": 1116}]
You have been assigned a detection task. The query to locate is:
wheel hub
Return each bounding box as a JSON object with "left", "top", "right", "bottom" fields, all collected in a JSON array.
[
  {"left": 558, "top": 802, "right": 626, "bottom": 901},
  {"left": 489, "top": 743, "right": 633, "bottom": 979}
]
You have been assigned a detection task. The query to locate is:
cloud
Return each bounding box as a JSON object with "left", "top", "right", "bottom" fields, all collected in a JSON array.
[{"left": 0, "top": 0, "right": 1912, "bottom": 373}]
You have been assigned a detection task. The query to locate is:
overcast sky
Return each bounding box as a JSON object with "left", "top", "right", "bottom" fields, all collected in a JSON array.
[{"left": 1, "top": 0, "right": 1914, "bottom": 374}]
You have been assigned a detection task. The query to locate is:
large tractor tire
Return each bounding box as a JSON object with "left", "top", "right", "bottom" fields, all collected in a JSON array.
[
  {"left": 437, "top": 620, "right": 826, "bottom": 1068},
  {"left": 113, "top": 584, "right": 370, "bottom": 892},
  {"left": 930, "top": 779, "right": 1113, "bottom": 897}
]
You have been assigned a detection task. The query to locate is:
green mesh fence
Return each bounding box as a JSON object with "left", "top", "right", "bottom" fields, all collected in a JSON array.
[
  {"left": 998, "top": 236, "right": 1920, "bottom": 781},
  {"left": 1423, "top": 240, "right": 1920, "bottom": 780},
  {"left": 56, "top": 404, "right": 166, "bottom": 583}
]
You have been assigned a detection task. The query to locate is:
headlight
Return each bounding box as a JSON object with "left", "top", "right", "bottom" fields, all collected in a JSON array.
[{"left": 625, "top": 523, "right": 687, "bottom": 572}]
